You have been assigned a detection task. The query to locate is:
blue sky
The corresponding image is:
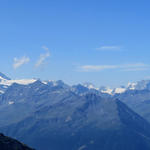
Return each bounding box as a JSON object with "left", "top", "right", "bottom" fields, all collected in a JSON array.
[{"left": 0, "top": 0, "right": 150, "bottom": 87}]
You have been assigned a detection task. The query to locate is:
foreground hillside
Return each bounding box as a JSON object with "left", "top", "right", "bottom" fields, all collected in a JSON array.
[{"left": 0, "top": 133, "right": 34, "bottom": 150}]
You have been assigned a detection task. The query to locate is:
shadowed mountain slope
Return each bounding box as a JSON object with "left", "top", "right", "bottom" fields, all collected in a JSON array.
[{"left": 1, "top": 93, "right": 150, "bottom": 150}]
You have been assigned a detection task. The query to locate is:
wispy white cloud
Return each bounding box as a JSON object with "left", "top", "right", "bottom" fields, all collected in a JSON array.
[
  {"left": 78, "top": 63, "right": 149, "bottom": 72},
  {"left": 96, "top": 46, "right": 121, "bottom": 51},
  {"left": 80, "top": 65, "right": 117, "bottom": 72},
  {"left": 13, "top": 56, "right": 30, "bottom": 69},
  {"left": 35, "top": 46, "right": 50, "bottom": 68}
]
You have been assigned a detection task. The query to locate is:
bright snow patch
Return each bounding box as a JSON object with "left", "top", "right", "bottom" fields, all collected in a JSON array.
[
  {"left": 83, "top": 83, "right": 99, "bottom": 90},
  {"left": 0, "top": 79, "right": 37, "bottom": 86},
  {"left": 127, "top": 82, "right": 137, "bottom": 90},
  {"left": 114, "top": 88, "right": 126, "bottom": 94},
  {"left": 8, "top": 101, "right": 14, "bottom": 105},
  {"left": 101, "top": 88, "right": 113, "bottom": 95}
]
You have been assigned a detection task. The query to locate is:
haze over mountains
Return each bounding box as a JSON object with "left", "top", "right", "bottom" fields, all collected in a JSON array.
[{"left": 1, "top": 72, "right": 150, "bottom": 150}]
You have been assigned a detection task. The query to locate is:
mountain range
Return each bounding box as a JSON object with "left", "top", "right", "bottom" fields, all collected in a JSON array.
[{"left": 1, "top": 72, "right": 150, "bottom": 150}]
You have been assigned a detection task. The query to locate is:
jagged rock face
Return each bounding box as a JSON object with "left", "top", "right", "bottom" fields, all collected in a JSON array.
[{"left": 0, "top": 133, "right": 34, "bottom": 150}]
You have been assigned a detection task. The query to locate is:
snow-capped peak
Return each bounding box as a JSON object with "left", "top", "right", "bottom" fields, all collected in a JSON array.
[
  {"left": 0, "top": 73, "right": 37, "bottom": 94},
  {"left": 127, "top": 80, "right": 150, "bottom": 91},
  {"left": 127, "top": 82, "right": 137, "bottom": 90},
  {"left": 100, "top": 87, "right": 113, "bottom": 95},
  {"left": 113, "top": 87, "right": 126, "bottom": 94},
  {"left": 0, "top": 79, "right": 37, "bottom": 86},
  {"left": 83, "top": 82, "right": 99, "bottom": 90},
  {"left": 100, "top": 86, "right": 126, "bottom": 95},
  {"left": 0, "top": 73, "right": 37, "bottom": 87}
]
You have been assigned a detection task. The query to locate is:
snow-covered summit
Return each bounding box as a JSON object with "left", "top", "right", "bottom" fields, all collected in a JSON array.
[
  {"left": 0, "top": 73, "right": 37, "bottom": 94},
  {"left": 101, "top": 80, "right": 150, "bottom": 95},
  {"left": 127, "top": 80, "right": 150, "bottom": 90},
  {"left": 100, "top": 87, "right": 113, "bottom": 95},
  {"left": 0, "top": 79, "right": 37, "bottom": 86},
  {"left": 82, "top": 82, "right": 99, "bottom": 90},
  {"left": 100, "top": 86, "right": 126, "bottom": 95},
  {"left": 0, "top": 72, "right": 37, "bottom": 86}
]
